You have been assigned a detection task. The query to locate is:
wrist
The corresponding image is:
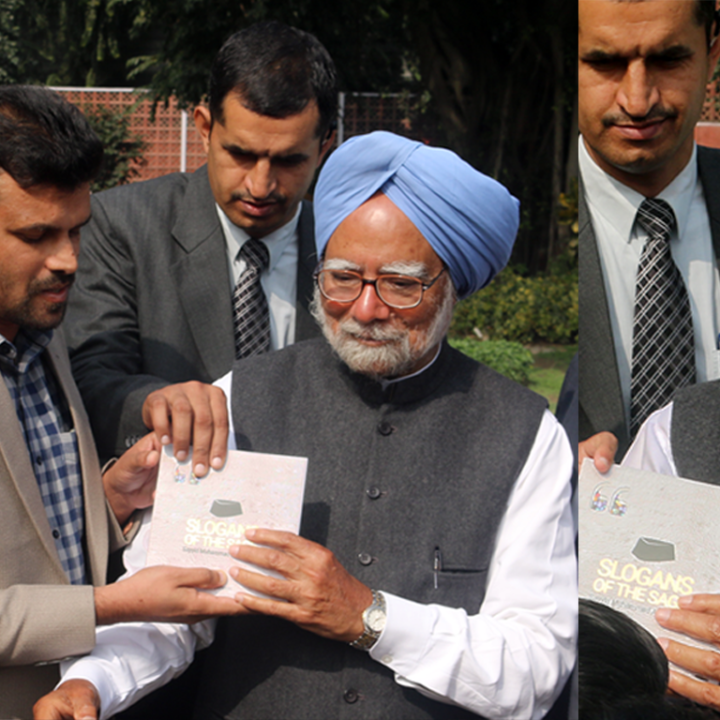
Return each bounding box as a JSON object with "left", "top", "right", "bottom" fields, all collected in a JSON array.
[{"left": 349, "top": 590, "right": 387, "bottom": 651}]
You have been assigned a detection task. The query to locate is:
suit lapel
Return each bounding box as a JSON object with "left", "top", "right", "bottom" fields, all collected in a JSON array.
[
  {"left": 0, "top": 341, "right": 71, "bottom": 581},
  {"left": 46, "top": 336, "right": 108, "bottom": 585},
  {"left": 578, "top": 175, "right": 630, "bottom": 455},
  {"left": 171, "top": 166, "right": 235, "bottom": 382},
  {"left": 697, "top": 146, "right": 720, "bottom": 263},
  {"left": 295, "top": 200, "right": 321, "bottom": 342}
]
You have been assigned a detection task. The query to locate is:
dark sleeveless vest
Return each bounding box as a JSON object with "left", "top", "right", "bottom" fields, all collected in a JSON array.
[
  {"left": 670, "top": 379, "right": 720, "bottom": 485},
  {"left": 193, "top": 339, "right": 547, "bottom": 720}
]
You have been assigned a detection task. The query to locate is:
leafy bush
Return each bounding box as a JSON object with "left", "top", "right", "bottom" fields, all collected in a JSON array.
[
  {"left": 450, "top": 266, "right": 578, "bottom": 344},
  {"left": 83, "top": 104, "right": 147, "bottom": 192},
  {"left": 448, "top": 338, "right": 534, "bottom": 386}
]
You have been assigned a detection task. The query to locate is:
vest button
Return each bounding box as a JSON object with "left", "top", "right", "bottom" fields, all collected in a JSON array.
[
  {"left": 52, "top": 529, "right": 60, "bottom": 539},
  {"left": 377, "top": 421, "right": 394, "bottom": 436},
  {"left": 344, "top": 689, "right": 359, "bottom": 704},
  {"left": 358, "top": 552, "right": 373, "bottom": 566},
  {"left": 366, "top": 486, "right": 381, "bottom": 499}
]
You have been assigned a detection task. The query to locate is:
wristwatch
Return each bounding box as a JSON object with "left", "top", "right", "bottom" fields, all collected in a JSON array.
[{"left": 350, "top": 590, "right": 386, "bottom": 650}]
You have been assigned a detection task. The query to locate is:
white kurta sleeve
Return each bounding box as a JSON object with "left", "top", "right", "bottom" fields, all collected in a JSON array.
[
  {"left": 369, "top": 410, "right": 577, "bottom": 720},
  {"left": 59, "top": 509, "right": 216, "bottom": 720}
]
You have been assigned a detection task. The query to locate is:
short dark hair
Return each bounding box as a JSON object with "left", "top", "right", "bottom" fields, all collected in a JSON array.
[
  {"left": 208, "top": 22, "right": 338, "bottom": 139},
  {"left": 0, "top": 85, "right": 103, "bottom": 190},
  {"left": 695, "top": 0, "right": 719, "bottom": 45},
  {"left": 579, "top": 600, "right": 668, "bottom": 720}
]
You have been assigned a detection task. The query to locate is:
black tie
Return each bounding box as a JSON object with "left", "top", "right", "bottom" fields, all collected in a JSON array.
[
  {"left": 630, "top": 198, "right": 695, "bottom": 436},
  {"left": 232, "top": 238, "right": 271, "bottom": 359}
]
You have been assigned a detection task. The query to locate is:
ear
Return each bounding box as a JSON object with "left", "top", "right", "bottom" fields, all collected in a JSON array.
[
  {"left": 316, "top": 129, "right": 337, "bottom": 166},
  {"left": 194, "top": 106, "right": 213, "bottom": 153}
]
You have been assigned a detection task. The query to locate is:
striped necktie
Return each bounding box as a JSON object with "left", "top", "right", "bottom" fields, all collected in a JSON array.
[
  {"left": 232, "top": 238, "right": 271, "bottom": 359},
  {"left": 630, "top": 198, "right": 695, "bottom": 436}
]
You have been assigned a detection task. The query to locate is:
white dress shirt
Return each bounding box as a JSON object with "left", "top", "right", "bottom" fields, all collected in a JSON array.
[
  {"left": 621, "top": 402, "right": 677, "bottom": 477},
  {"left": 580, "top": 138, "right": 720, "bottom": 428},
  {"left": 217, "top": 202, "right": 302, "bottom": 350},
  {"left": 60, "top": 382, "right": 577, "bottom": 720}
]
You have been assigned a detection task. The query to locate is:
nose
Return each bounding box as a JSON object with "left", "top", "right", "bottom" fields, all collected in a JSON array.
[
  {"left": 617, "top": 59, "right": 660, "bottom": 119},
  {"left": 350, "top": 281, "right": 391, "bottom": 324},
  {"left": 245, "top": 158, "right": 277, "bottom": 200},
  {"left": 46, "top": 233, "right": 79, "bottom": 275}
]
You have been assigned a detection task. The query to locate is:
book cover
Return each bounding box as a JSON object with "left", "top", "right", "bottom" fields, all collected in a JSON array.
[
  {"left": 146, "top": 446, "right": 307, "bottom": 598},
  {"left": 579, "top": 459, "right": 720, "bottom": 652}
]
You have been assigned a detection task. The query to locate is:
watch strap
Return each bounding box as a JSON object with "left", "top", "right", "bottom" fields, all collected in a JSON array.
[{"left": 349, "top": 590, "right": 386, "bottom": 651}]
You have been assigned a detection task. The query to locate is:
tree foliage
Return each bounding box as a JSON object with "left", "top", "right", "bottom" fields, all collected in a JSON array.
[{"left": 0, "top": 0, "right": 577, "bottom": 273}]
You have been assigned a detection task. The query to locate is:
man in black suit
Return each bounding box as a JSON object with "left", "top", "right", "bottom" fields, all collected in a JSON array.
[
  {"left": 578, "top": 0, "right": 720, "bottom": 460},
  {"left": 64, "top": 22, "right": 336, "bottom": 471}
]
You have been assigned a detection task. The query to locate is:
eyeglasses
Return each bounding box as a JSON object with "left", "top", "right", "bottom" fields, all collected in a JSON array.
[{"left": 314, "top": 265, "right": 447, "bottom": 309}]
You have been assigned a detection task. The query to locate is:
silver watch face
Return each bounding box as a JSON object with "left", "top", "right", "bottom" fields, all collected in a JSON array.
[{"left": 366, "top": 606, "right": 386, "bottom": 633}]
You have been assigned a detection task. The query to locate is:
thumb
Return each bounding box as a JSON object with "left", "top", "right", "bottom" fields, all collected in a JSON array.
[{"left": 183, "top": 568, "right": 228, "bottom": 589}]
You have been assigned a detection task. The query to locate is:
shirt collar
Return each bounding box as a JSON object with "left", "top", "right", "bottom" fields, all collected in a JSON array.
[
  {"left": 379, "top": 343, "right": 443, "bottom": 390},
  {"left": 0, "top": 328, "right": 52, "bottom": 371},
  {"left": 216, "top": 203, "right": 302, "bottom": 273},
  {"left": 579, "top": 136, "right": 697, "bottom": 243}
]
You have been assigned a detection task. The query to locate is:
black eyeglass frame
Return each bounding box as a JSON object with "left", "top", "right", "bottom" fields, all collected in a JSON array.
[{"left": 314, "top": 264, "right": 447, "bottom": 309}]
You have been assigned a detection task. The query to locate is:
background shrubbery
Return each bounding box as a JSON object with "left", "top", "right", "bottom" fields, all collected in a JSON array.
[
  {"left": 448, "top": 338, "right": 534, "bottom": 385},
  {"left": 450, "top": 265, "right": 578, "bottom": 345},
  {"left": 84, "top": 104, "right": 147, "bottom": 192}
]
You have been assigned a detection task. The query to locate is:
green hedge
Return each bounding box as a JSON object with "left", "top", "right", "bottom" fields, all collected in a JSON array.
[
  {"left": 450, "top": 266, "right": 578, "bottom": 344},
  {"left": 448, "top": 338, "right": 534, "bottom": 385}
]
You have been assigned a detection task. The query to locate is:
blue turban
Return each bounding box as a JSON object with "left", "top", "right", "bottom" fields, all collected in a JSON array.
[{"left": 314, "top": 131, "right": 519, "bottom": 300}]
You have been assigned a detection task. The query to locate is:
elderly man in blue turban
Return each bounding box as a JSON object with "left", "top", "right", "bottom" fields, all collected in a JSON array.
[{"left": 38, "top": 132, "right": 576, "bottom": 720}]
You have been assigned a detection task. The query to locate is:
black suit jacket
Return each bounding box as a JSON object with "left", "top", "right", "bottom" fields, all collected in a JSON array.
[
  {"left": 64, "top": 165, "right": 320, "bottom": 460},
  {"left": 579, "top": 145, "right": 720, "bottom": 459}
]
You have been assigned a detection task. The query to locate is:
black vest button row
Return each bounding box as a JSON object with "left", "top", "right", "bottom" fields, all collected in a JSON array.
[
  {"left": 358, "top": 552, "right": 374, "bottom": 566},
  {"left": 343, "top": 689, "right": 359, "bottom": 704},
  {"left": 377, "top": 421, "right": 394, "bottom": 436}
]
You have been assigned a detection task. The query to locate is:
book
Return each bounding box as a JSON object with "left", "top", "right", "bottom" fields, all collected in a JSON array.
[
  {"left": 579, "top": 459, "right": 720, "bottom": 653},
  {"left": 146, "top": 446, "right": 308, "bottom": 598}
]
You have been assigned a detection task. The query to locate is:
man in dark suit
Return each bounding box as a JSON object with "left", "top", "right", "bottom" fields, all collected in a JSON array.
[
  {"left": 64, "top": 22, "right": 336, "bottom": 469},
  {"left": 578, "top": 0, "right": 720, "bottom": 460}
]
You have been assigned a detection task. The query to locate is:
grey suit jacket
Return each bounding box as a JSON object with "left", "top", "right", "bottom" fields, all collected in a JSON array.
[
  {"left": 65, "top": 165, "right": 321, "bottom": 461},
  {"left": 0, "top": 334, "right": 124, "bottom": 718},
  {"left": 579, "top": 145, "right": 720, "bottom": 459}
]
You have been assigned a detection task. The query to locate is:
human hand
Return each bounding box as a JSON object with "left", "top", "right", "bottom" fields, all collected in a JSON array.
[
  {"left": 94, "top": 565, "right": 246, "bottom": 625},
  {"left": 579, "top": 431, "right": 618, "bottom": 474},
  {"left": 103, "top": 432, "right": 161, "bottom": 525},
  {"left": 33, "top": 679, "right": 100, "bottom": 720},
  {"left": 141, "top": 381, "right": 228, "bottom": 477},
  {"left": 228, "top": 529, "right": 373, "bottom": 642},
  {"left": 656, "top": 594, "right": 720, "bottom": 709}
]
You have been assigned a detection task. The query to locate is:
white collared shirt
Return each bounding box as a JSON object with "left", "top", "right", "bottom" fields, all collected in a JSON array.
[
  {"left": 580, "top": 138, "right": 720, "bottom": 427},
  {"left": 216, "top": 203, "right": 302, "bottom": 350}
]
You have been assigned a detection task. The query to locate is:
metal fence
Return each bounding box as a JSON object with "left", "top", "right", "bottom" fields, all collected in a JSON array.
[{"left": 54, "top": 88, "right": 429, "bottom": 182}]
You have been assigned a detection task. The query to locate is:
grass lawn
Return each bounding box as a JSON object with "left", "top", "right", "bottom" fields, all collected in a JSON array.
[{"left": 527, "top": 344, "right": 577, "bottom": 412}]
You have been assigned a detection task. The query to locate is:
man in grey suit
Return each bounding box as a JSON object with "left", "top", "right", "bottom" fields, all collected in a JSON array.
[
  {"left": 64, "top": 22, "right": 336, "bottom": 469},
  {"left": 578, "top": 0, "right": 720, "bottom": 460},
  {"left": 0, "top": 86, "right": 246, "bottom": 720}
]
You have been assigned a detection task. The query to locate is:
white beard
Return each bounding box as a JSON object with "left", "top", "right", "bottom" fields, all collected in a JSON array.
[{"left": 310, "top": 281, "right": 455, "bottom": 381}]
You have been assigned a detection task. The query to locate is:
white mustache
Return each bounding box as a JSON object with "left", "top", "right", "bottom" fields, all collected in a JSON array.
[{"left": 337, "top": 319, "right": 404, "bottom": 342}]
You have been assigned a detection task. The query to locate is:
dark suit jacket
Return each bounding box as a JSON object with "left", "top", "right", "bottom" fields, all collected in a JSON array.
[
  {"left": 579, "top": 145, "right": 720, "bottom": 459},
  {"left": 65, "top": 165, "right": 320, "bottom": 461},
  {"left": 0, "top": 333, "right": 125, "bottom": 718}
]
